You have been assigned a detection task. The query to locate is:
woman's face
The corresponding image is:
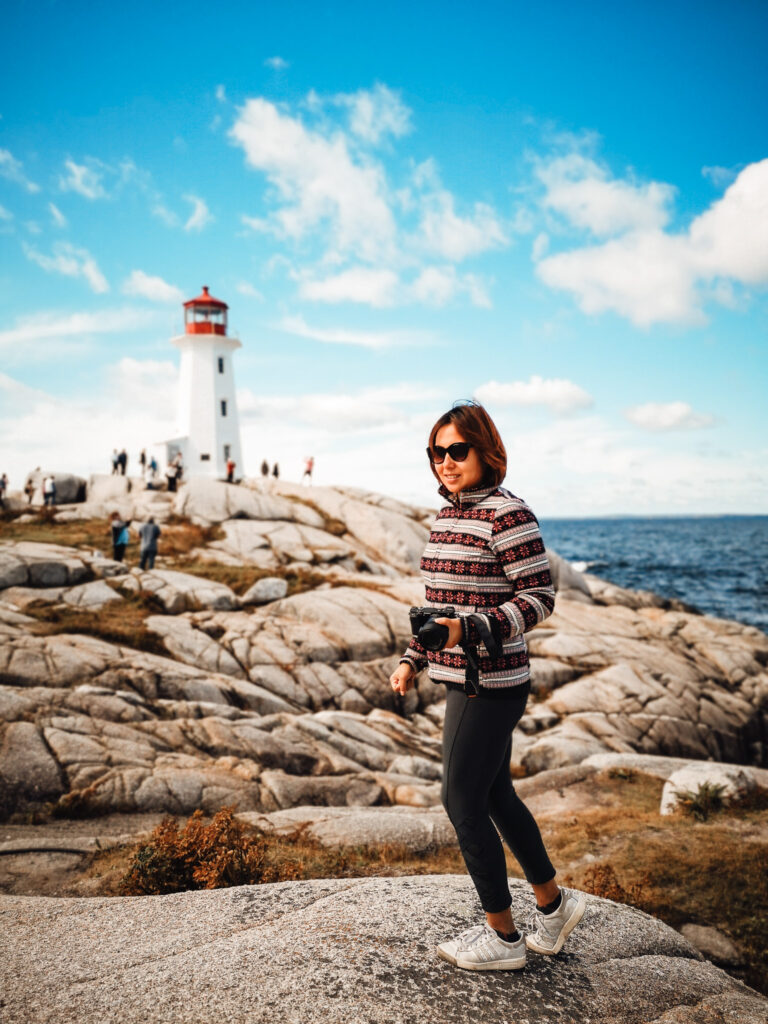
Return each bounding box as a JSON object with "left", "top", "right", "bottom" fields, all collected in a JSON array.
[{"left": 433, "top": 422, "right": 485, "bottom": 493}]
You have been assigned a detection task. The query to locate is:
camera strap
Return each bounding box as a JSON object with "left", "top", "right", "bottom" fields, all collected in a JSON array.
[{"left": 460, "top": 614, "right": 504, "bottom": 695}]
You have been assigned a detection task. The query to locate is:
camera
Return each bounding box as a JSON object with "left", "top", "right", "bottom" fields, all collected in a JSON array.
[{"left": 409, "top": 605, "right": 457, "bottom": 651}]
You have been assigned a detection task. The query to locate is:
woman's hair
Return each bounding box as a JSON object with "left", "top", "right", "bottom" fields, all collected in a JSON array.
[{"left": 427, "top": 399, "right": 507, "bottom": 488}]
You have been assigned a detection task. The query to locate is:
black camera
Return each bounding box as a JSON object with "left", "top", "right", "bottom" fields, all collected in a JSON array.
[{"left": 409, "top": 605, "right": 456, "bottom": 651}]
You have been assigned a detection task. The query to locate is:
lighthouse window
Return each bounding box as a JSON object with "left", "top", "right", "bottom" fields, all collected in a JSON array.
[
  {"left": 200, "top": 453, "right": 211, "bottom": 461},
  {"left": 218, "top": 357, "right": 224, "bottom": 374},
  {"left": 223, "top": 444, "right": 231, "bottom": 460},
  {"left": 221, "top": 400, "right": 227, "bottom": 417}
]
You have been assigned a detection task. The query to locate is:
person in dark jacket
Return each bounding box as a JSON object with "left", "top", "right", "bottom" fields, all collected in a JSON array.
[
  {"left": 390, "top": 400, "right": 585, "bottom": 973},
  {"left": 109, "top": 511, "right": 131, "bottom": 562},
  {"left": 138, "top": 517, "right": 161, "bottom": 570}
]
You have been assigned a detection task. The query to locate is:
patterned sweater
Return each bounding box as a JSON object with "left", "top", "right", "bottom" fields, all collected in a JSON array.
[{"left": 400, "top": 482, "right": 556, "bottom": 690}]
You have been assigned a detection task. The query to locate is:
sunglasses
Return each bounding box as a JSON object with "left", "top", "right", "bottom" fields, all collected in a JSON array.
[{"left": 427, "top": 442, "right": 472, "bottom": 464}]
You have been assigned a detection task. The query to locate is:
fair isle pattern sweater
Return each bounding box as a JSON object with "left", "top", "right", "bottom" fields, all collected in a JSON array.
[{"left": 400, "top": 482, "right": 556, "bottom": 689}]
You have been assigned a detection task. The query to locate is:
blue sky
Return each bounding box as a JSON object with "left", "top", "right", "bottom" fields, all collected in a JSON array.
[{"left": 1, "top": 0, "right": 766, "bottom": 514}]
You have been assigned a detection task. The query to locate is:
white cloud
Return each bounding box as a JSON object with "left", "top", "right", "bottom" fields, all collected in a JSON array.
[
  {"left": 0, "top": 204, "right": 12, "bottom": 221},
  {"left": 215, "top": 84, "right": 227, "bottom": 102},
  {"left": 264, "top": 56, "right": 289, "bottom": 70},
  {"left": 416, "top": 190, "right": 507, "bottom": 260},
  {"left": 276, "top": 313, "right": 426, "bottom": 350},
  {"left": 0, "top": 307, "right": 162, "bottom": 349},
  {"left": 59, "top": 158, "right": 107, "bottom": 199},
  {"left": 230, "top": 97, "right": 397, "bottom": 262},
  {"left": 0, "top": 364, "right": 178, "bottom": 487},
  {"left": 531, "top": 232, "right": 549, "bottom": 261},
  {"left": 236, "top": 281, "right": 264, "bottom": 300},
  {"left": 238, "top": 381, "right": 440, "bottom": 432},
  {"left": 410, "top": 266, "right": 492, "bottom": 308},
  {"left": 537, "top": 153, "right": 675, "bottom": 235},
  {"left": 702, "top": 165, "right": 740, "bottom": 188},
  {"left": 298, "top": 267, "right": 399, "bottom": 307},
  {"left": 624, "top": 401, "right": 716, "bottom": 431},
  {"left": 333, "top": 83, "right": 411, "bottom": 145},
  {"left": 122, "top": 270, "right": 184, "bottom": 304},
  {"left": 0, "top": 148, "right": 40, "bottom": 192},
  {"left": 152, "top": 203, "right": 179, "bottom": 227},
  {"left": 48, "top": 202, "right": 67, "bottom": 227},
  {"left": 475, "top": 376, "right": 594, "bottom": 415},
  {"left": 24, "top": 241, "right": 109, "bottom": 294},
  {"left": 183, "top": 194, "right": 213, "bottom": 231},
  {"left": 535, "top": 158, "right": 768, "bottom": 326}
]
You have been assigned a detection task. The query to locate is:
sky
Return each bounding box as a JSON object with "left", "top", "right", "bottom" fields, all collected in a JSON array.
[{"left": 1, "top": 0, "right": 767, "bottom": 516}]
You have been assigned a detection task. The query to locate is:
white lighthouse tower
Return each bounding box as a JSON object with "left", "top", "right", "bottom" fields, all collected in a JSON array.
[{"left": 164, "top": 286, "right": 244, "bottom": 480}]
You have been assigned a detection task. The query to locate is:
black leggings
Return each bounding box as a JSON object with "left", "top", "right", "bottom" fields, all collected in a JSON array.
[{"left": 441, "top": 682, "right": 556, "bottom": 913}]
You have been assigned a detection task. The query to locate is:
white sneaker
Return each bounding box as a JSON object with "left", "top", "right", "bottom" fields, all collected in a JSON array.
[
  {"left": 437, "top": 923, "right": 526, "bottom": 971},
  {"left": 525, "top": 888, "right": 586, "bottom": 955}
]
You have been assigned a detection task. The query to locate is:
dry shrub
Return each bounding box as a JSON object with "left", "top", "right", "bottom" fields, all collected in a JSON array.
[
  {"left": 578, "top": 863, "right": 649, "bottom": 905},
  {"left": 674, "top": 780, "right": 727, "bottom": 821},
  {"left": 27, "top": 590, "right": 169, "bottom": 657},
  {"left": 119, "top": 807, "right": 304, "bottom": 895},
  {"left": 159, "top": 516, "right": 224, "bottom": 557}
]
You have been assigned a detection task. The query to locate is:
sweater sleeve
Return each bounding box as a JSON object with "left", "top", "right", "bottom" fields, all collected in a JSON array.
[
  {"left": 462, "top": 503, "right": 555, "bottom": 644},
  {"left": 400, "top": 634, "right": 429, "bottom": 674}
]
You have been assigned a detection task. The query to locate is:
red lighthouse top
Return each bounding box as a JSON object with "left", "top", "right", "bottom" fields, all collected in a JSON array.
[{"left": 183, "top": 285, "right": 228, "bottom": 335}]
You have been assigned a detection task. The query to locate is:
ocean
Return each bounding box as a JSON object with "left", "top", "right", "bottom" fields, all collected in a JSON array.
[{"left": 538, "top": 515, "right": 768, "bottom": 633}]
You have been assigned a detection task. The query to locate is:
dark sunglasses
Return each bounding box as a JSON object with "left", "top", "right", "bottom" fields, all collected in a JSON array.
[{"left": 427, "top": 442, "right": 472, "bottom": 464}]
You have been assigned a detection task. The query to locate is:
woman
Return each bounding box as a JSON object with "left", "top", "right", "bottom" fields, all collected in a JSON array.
[
  {"left": 109, "top": 511, "right": 131, "bottom": 563},
  {"left": 389, "top": 400, "right": 585, "bottom": 972}
]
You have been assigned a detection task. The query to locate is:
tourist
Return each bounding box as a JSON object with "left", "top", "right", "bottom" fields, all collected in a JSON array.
[
  {"left": 272, "top": 462, "right": 279, "bottom": 479},
  {"left": 111, "top": 449, "right": 119, "bottom": 475},
  {"left": 0, "top": 472, "right": 7, "bottom": 509},
  {"left": 138, "top": 516, "right": 161, "bottom": 571},
  {"left": 42, "top": 475, "right": 56, "bottom": 507},
  {"left": 226, "top": 456, "right": 236, "bottom": 483},
  {"left": 173, "top": 451, "right": 183, "bottom": 483},
  {"left": 301, "top": 456, "right": 314, "bottom": 484},
  {"left": 118, "top": 449, "right": 128, "bottom": 476},
  {"left": 148, "top": 455, "right": 159, "bottom": 489},
  {"left": 260, "top": 459, "right": 269, "bottom": 478},
  {"left": 165, "top": 461, "right": 178, "bottom": 493},
  {"left": 109, "top": 511, "right": 131, "bottom": 562},
  {"left": 24, "top": 476, "right": 35, "bottom": 504},
  {"left": 390, "top": 400, "right": 585, "bottom": 971},
  {"left": 139, "top": 448, "right": 147, "bottom": 480}
]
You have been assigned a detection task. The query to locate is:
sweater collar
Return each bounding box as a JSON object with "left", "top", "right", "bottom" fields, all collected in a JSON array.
[{"left": 438, "top": 481, "right": 497, "bottom": 509}]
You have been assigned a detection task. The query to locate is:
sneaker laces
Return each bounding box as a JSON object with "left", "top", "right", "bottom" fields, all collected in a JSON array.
[{"left": 454, "top": 924, "right": 489, "bottom": 950}]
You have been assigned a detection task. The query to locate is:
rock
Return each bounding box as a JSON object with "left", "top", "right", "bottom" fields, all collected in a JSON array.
[
  {"left": 61, "top": 580, "right": 123, "bottom": 610},
  {"left": 240, "top": 576, "right": 289, "bottom": 606},
  {"left": 0, "top": 542, "right": 91, "bottom": 590},
  {"left": 679, "top": 924, "right": 745, "bottom": 968},
  {"left": 2, "top": 876, "right": 766, "bottom": 1024},
  {"left": 660, "top": 763, "right": 757, "bottom": 816},
  {"left": 0, "top": 722, "right": 65, "bottom": 814},
  {"left": 117, "top": 568, "right": 238, "bottom": 612},
  {"left": 86, "top": 473, "right": 132, "bottom": 503},
  {"left": 259, "top": 770, "right": 382, "bottom": 809},
  {"left": 174, "top": 477, "right": 324, "bottom": 528},
  {"left": 240, "top": 805, "right": 455, "bottom": 850},
  {"left": 24, "top": 470, "right": 87, "bottom": 505},
  {"left": 547, "top": 548, "right": 594, "bottom": 602}
]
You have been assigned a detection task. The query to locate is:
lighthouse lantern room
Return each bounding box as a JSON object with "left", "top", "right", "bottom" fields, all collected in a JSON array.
[{"left": 164, "top": 286, "right": 244, "bottom": 480}]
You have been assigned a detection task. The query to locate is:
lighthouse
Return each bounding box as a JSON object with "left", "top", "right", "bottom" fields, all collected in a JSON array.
[{"left": 164, "top": 286, "right": 244, "bottom": 480}]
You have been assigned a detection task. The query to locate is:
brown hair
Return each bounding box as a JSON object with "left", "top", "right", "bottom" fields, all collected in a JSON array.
[{"left": 427, "top": 400, "right": 507, "bottom": 488}]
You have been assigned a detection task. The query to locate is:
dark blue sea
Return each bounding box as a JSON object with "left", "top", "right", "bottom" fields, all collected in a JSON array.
[{"left": 538, "top": 515, "right": 768, "bottom": 633}]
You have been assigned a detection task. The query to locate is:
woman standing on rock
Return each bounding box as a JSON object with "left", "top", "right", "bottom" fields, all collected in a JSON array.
[{"left": 390, "top": 400, "right": 585, "bottom": 971}]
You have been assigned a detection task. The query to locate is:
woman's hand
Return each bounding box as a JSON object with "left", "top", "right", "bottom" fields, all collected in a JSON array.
[
  {"left": 389, "top": 662, "right": 415, "bottom": 696},
  {"left": 435, "top": 617, "right": 463, "bottom": 650}
]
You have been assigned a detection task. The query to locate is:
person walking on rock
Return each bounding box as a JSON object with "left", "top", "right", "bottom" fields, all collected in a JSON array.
[
  {"left": 390, "top": 400, "right": 585, "bottom": 972},
  {"left": 111, "top": 449, "right": 119, "bottom": 475},
  {"left": 226, "top": 456, "right": 236, "bottom": 484},
  {"left": 0, "top": 472, "right": 7, "bottom": 510},
  {"left": 302, "top": 455, "right": 314, "bottom": 484},
  {"left": 118, "top": 449, "right": 128, "bottom": 476},
  {"left": 109, "top": 511, "right": 131, "bottom": 562},
  {"left": 260, "top": 459, "right": 269, "bottom": 478},
  {"left": 165, "top": 461, "right": 178, "bottom": 493},
  {"left": 42, "top": 475, "right": 56, "bottom": 507},
  {"left": 138, "top": 516, "right": 161, "bottom": 571},
  {"left": 271, "top": 462, "right": 279, "bottom": 479},
  {"left": 139, "top": 448, "right": 147, "bottom": 480}
]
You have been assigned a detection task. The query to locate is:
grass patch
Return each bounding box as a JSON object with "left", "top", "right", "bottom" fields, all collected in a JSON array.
[
  {"left": 280, "top": 492, "right": 347, "bottom": 536},
  {"left": 25, "top": 590, "right": 170, "bottom": 657},
  {"left": 0, "top": 513, "right": 113, "bottom": 550}
]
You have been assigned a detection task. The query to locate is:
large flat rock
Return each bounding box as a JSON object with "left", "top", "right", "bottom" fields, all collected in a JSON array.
[{"left": 1, "top": 875, "right": 764, "bottom": 1024}]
